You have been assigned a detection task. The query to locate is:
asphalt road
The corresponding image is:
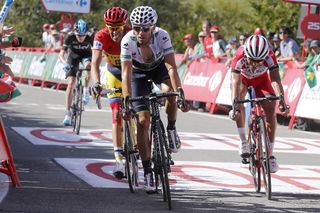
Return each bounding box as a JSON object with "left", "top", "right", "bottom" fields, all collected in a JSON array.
[{"left": 0, "top": 84, "right": 319, "bottom": 213}]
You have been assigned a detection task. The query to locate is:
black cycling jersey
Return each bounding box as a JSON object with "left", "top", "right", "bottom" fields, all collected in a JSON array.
[{"left": 62, "top": 31, "right": 94, "bottom": 59}]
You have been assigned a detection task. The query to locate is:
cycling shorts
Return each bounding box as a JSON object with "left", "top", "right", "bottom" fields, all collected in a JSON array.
[
  {"left": 110, "top": 102, "right": 122, "bottom": 126},
  {"left": 65, "top": 54, "right": 91, "bottom": 78},
  {"left": 104, "top": 63, "right": 122, "bottom": 102},
  {"left": 241, "top": 72, "right": 275, "bottom": 98},
  {"left": 131, "top": 60, "right": 170, "bottom": 112}
]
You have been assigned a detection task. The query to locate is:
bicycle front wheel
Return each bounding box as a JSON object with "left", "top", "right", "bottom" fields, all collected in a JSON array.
[
  {"left": 124, "top": 119, "right": 139, "bottom": 193},
  {"left": 156, "top": 120, "right": 172, "bottom": 210},
  {"left": 75, "top": 85, "right": 83, "bottom": 135},
  {"left": 258, "top": 118, "right": 272, "bottom": 200},
  {"left": 248, "top": 127, "right": 261, "bottom": 192}
]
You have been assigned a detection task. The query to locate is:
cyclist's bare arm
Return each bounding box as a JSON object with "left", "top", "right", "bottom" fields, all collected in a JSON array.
[
  {"left": 121, "top": 60, "right": 133, "bottom": 97},
  {"left": 269, "top": 67, "right": 289, "bottom": 114},
  {"left": 59, "top": 48, "right": 68, "bottom": 64},
  {"left": 91, "top": 49, "right": 103, "bottom": 83},
  {"left": 231, "top": 69, "right": 241, "bottom": 101},
  {"left": 164, "top": 53, "right": 181, "bottom": 92}
]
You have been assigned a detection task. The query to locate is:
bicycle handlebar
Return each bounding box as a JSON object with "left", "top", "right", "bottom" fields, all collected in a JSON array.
[
  {"left": 234, "top": 95, "right": 280, "bottom": 104},
  {"left": 128, "top": 91, "right": 180, "bottom": 102},
  {"left": 95, "top": 88, "right": 122, "bottom": 109}
]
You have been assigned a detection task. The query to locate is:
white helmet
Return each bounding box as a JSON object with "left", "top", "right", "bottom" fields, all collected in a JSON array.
[
  {"left": 130, "top": 6, "right": 158, "bottom": 26},
  {"left": 244, "top": 35, "right": 269, "bottom": 60}
]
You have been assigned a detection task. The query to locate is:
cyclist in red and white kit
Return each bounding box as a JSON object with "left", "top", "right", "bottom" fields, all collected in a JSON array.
[
  {"left": 229, "top": 35, "right": 289, "bottom": 173},
  {"left": 91, "top": 7, "right": 130, "bottom": 179}
]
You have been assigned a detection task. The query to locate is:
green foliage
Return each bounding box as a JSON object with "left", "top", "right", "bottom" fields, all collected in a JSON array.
[{"left": 3, "top": 0, "right": 301, "bottom": 52}]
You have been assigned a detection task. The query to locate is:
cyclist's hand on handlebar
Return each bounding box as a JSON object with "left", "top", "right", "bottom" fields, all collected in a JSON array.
[
  {"left": 121, "top": 96, "right": 131, "bottom": 121},
  {"left": 279, "top": 94, "right": 290, "bottom": 116},
  {"left": 90, "top": 82, "right": 102, "bottom": 99},
  {"left": 229, "top": 99, "right": 240, "bottom": 120},
  {"left": 63, "top": 64, "right": 71, "bottom": 72},
  {"left": 177, "top": 87, "right": 190, "bottom": 112}
]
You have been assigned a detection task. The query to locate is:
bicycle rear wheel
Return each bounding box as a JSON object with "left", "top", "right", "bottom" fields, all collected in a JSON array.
[
  {"left": 258, "top": 118, "right": 272, "bottom": 200},
  {"left": 248, "top": 128, "right": 261, "bottom": 192},
  {"left": 75, "top": 85, "right": 83, "bottom": 135},
  {"left": 124, "top": 120, "right": 139, "bottom": 193},
  {"left": 156, "top": 120, "right": 172, "bottom": 210}
]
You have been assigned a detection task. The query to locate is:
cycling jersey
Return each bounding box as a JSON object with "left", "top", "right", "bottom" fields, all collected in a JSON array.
[
  {"left": 92, "top": 26, "right": 131, "bottom": 67},
  {"left": 92, "top": 27, "right": 130, "bottom": 101},
  {"left": 120, "top": 27, "right": 174, "bottom": 71},
  {"left": 63, "top": 31, "right": 94, "bottom": 58},
  {"left": 120, "top": 27, "right": 173, "bottom": 112},
  {"left": 231, "top": 46, "right": 278, "bottom": 79}
]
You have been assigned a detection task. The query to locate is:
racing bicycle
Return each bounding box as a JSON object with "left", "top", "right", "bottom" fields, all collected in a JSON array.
[
  {"left": 71, "top": 67, "right": 89, "bottom": 135},
  {"left": 233, "top": 86, "right": 283, "bottom": 200},
  {"left": 93, "top": 87, "right": 139, "bottom": 193},
  {"left": 127, "top": 82, "right": 185, "bottom": 210}
]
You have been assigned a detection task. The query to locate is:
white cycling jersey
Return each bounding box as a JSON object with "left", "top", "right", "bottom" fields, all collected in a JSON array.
[{"left": 120, "top": 27, "right": 174, "bottom": 71}]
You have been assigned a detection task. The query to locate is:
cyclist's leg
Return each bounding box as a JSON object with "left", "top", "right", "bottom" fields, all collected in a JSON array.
[
  {"left": 236, "top": 76, "right": 249, "bottom": 157},
  {"left": 132, "top": 74, "right": 154, "bottom": 191},
  {"left": 82, "top": 57, "right": 91, "bottom": 105},
  {"left": 63, "top": 57, "right": 78, "bottom": 126},
  {"left": 258, "top": 76, "right": 279, "bottom": 172},
  {"left": 105, "top": 64, "right": 125, "bottom": 178}
]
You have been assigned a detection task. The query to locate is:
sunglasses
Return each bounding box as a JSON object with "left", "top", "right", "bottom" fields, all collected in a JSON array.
[
  {"left": 133, "top": 26, "right": 151, "bottom": 33},
  {"left": 76, "top": 34, "right": 86, "bottom": 38},
  {"left": 106, "top": 24, "right": 125, "bottom": 32},
  {"left": 279, "top": 31, "right": 287, "bottom": 34},
  {"left": 248, "top": 58, "right": 264, "bottom": 63}
]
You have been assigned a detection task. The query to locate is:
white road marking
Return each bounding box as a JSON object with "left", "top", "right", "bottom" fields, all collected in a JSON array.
[
  {"left": 12, "top": 127, "right": 320, "bottom": 154},
  {"left": 55, "top": 158, "right": 320, "bottom": 194}
]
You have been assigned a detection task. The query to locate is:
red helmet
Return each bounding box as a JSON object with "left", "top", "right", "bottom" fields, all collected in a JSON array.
[
  {"left": 254, "top": 27, "right": 264, "bottom": 35},
  {"left": 104, "top": 7, "right": 128, "bottom": 25},
  {"left": 42, "top": 23, "right": 49, "bottom": 30}
]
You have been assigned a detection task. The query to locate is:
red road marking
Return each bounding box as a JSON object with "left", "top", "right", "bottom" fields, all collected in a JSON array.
[{"left": 30, "top": 129, "right": 92, "bottom": 143}]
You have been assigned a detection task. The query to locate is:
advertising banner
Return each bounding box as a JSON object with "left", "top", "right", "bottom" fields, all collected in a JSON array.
[
  {"left": 182, "top": 58, "right": 228, "bottom": 103},
  {"left": 41, "top": 0, "right": 91, "bottom": 14}
]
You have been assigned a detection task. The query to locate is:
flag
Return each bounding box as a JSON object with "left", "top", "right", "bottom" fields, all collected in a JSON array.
[{"left": 304, "top": 66, "right": 317, "bottom": 89}]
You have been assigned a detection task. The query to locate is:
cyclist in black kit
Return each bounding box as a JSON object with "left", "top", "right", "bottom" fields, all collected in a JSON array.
[{"left": 59, "top": 19, "right": 94, "bottom": 126}]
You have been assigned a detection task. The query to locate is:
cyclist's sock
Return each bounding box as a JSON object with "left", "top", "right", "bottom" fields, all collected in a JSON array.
[
  {"left": 114, "top": 147, "right": 123, "bottom": 161},
  {"left": 167, "top": 120, "right": 176, "bottom": 130},
  {"left": 142, "top": 159, "right": 151, "bottom": 176},
  {"left": 269, "top": 142, "right": 274, "bottom": 156},
  {"left": 237, "top": 127, "right": 247, "bottom": 143}
]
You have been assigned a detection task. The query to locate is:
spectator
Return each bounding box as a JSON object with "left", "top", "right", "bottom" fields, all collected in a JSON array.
[
  {"left": 277, "top": 26, "right": 299, "bottom": 62},
  {"left": 239, "top": 33, "right": 247, "bottom": 46},
  {"left": 42, "top": 23, "right": 52, "bottom": 49},
  {"left": 60, "top": 27, "right": 70, "bottom": 46},
  {"left": 254, "top": 27, "right": 265, "bottom": 36},
  {"left": 295, "top": 39, "right": 313, "bottom": 69},
  {"left": 272, "top": 34, "right": 281, "bottom": 57},
  {"left": 50, "top": 30, "right": 61, "bottom": 51},
  {"left": 177, "top": 33, "right": 195, "bottom": 68},
  {"left": 309, "top": 40, "right": 320, "bottom": 69},
  {"left": 225, "top": 37, "right": 238, "bottom": 67},
  {"left": 190, "top": 31, "right": 206, "bottom": 60},
  {"left": 209, "top": 25, "right": 226, "bottom": 59},
  {"left": 202, "top": 19, "right": 213, "bottom": 56},
  {"left": 266, "top": 31, "right": 276, "bottom": 52}
]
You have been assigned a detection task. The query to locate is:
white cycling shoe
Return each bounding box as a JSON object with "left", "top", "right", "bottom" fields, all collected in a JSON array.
[
  {"left": 62, "top": 115, "right": 71, "bottom": 126},
  {"left": 239, "top": 142, "right": 250, "bottom": 158},
  {"left": 83, "top": 92, "right": 90, "bottom": 106},
  {"left": 113, "top": 160, "right": 125, "bottom": 179}
]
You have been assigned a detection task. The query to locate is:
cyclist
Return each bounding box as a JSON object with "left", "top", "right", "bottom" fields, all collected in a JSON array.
[
  {"left": 120, "top": 6, "right": 189, "bottom": 192},
  {"left": 59, "top": 19, "right": 94, "bottom": 126},
  {"left": 91, "top": 7, "right": 130, "bottom": 179},
  {"left": 229, "top": 35, "right": 289, "bottom": 173}
]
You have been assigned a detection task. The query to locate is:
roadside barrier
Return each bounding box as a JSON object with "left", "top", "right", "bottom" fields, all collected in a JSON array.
[
  {"left": 6, "top": 48, "right": 320, "bottom": 128},
  {"left": 0, "top": 116, "right": 20, "bottom": 186}
]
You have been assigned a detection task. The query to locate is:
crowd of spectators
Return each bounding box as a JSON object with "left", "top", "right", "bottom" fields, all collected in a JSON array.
[{"left": 41, "top": 23, "right": 71, "bottom": 52}]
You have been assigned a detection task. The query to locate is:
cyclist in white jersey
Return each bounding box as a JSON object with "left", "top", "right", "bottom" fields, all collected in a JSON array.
[{"left": 121, "top": 6, "right": 189, "bottom": 193}]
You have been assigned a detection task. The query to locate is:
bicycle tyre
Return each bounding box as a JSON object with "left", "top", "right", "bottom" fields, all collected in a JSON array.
[
  {"left": 258, "top": 118, "right": 272, "bottom": 200},
  {"left": 124, "top": 120, "right": 139, "bottom": 193},
  {"left": 71, "top": 88, "right": 77, "bottom": 132},
  {"left": 75, "top": 85, "right": 83, "bottom": 135},
  {"left": 156, "top": 120, "right": 172, "bottom": 210},
  {"left": 248, "top": 127, "right": 261, "bottom": 192}
]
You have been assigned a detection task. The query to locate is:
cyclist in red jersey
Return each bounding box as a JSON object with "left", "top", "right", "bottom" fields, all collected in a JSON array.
[
  {"left": 229, "top": 35, "right": 289, "bottom": 173},
  {"left": 91, "top": 7, "right": 130, "bottom": 179}
]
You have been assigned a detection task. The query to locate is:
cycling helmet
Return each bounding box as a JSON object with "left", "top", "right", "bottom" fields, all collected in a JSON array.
[
  {"left": 244, "top": 35, "right": 269, "bottom": 60},
  {"left": 104, "top": 7, "right": 128, "bottom": 25},
  {"left": 130, "top": 6, "right": 158, "bottom": 26},
  {"left": 74, "top": 19, "right": 88, "bottom": 36}
]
